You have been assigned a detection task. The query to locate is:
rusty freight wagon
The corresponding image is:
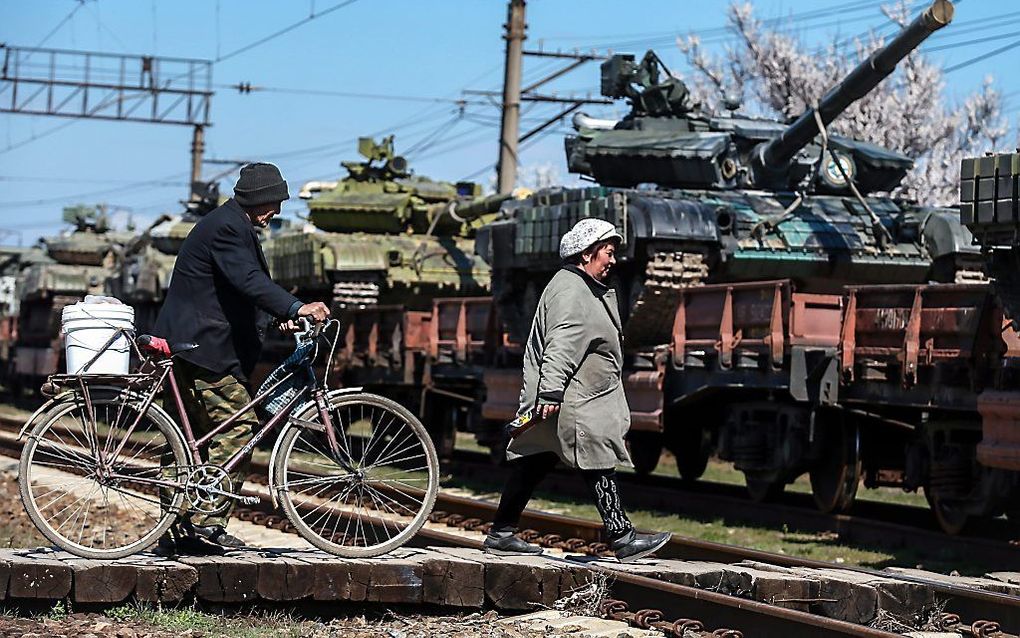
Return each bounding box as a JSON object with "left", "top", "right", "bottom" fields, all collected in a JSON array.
[
  {"left": 661, "top": 279, "right": 1018, "bottom": 534},
  {"left": 464, "top": 277, "right": 1018, "bottom": 534}
]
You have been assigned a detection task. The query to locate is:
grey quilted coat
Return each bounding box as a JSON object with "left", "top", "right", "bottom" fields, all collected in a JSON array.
[{"left": 507, "top": 266, "right": 633, "bottom": 470}]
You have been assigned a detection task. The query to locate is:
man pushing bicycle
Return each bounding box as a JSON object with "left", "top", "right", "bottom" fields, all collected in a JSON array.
[{"left": 152, "top": 162, "right": 330, "bottom": 555}]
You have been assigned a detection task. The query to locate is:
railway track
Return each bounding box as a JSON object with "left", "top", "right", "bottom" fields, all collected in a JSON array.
[
  {"left": 3, "top": 411, "right": 1020, "bottom": 636},
  {"left": 447, "top": 448, "right": 1018, "bottom": 566}
]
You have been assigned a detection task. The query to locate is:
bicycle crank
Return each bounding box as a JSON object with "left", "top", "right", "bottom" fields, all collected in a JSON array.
[{"left": 184, "top": 465, "right": 247, "bottom": 515}]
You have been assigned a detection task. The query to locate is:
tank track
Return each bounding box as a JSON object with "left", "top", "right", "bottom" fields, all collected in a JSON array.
[
  {"left": 624, "top": 250, "right": 709, "bottom": 350},
  {"left": 332, "top": 281, "right": 381, "bottom": 308}
]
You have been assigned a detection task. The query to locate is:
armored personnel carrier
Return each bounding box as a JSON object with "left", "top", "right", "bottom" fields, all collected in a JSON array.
[
  {"left": 479, "top": 0, "right": 972, "bottom": 353},
  {"left": 266, "top": 136, "right": 503, "bottom": 310},
  {"left": 11, "top": 205, "right": 129, "bottom": 390},
  {"left": 475, "top": 0, "right": 987, "bottom": 499}
]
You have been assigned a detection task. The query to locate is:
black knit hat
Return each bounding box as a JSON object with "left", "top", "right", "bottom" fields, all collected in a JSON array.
[{"left": 234, "top": 162, "right": 289, "bottom": 207}]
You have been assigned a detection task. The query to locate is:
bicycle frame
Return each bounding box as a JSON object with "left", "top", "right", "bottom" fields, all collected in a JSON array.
[{"left": 88, "top": 323, "right": 355, "bottom": 496}]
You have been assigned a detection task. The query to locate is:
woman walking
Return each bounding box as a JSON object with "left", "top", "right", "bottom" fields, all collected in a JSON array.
[{"left": 484, "top": 218, "right": 671, "bottom": 563}]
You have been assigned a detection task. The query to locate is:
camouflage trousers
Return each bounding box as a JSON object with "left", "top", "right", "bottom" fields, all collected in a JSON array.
[{"left": 163, "top": 359, "right": 259, "bottom": 528}]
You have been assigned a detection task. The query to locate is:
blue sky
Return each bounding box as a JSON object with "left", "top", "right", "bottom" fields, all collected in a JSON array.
[{"left": 1, "top": 0, "right": 1017, "bottom": 245}]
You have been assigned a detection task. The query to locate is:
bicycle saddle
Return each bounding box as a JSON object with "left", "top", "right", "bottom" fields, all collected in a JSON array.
[{"left": 137, "top": 335, "right": 200, "bottom": 356}]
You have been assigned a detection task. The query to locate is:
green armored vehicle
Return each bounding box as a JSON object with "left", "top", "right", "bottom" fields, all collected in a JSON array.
[
  {"left": 12, "top": 205, "right": 129, "bottom": 388},
  {"left": 266, "top": 136, "right": 503, "bottom": 309},
  {"left": 479, "top": 0, "right": 972, "bottom": 352},
  {"left": 476, "top": 0, "right": 981, "bottom": 484},
  {"left": 263, "top": 136, "right": 513, "bottom": 454}
]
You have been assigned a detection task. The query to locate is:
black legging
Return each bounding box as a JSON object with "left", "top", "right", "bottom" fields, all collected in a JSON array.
[{"left": 491, "top": 451, "right": 634, "bottom": 542}]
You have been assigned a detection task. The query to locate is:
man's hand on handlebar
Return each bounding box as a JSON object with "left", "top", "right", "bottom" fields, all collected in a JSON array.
[{"left": 297, "top": 302, "right": 330, "bottom": 322}]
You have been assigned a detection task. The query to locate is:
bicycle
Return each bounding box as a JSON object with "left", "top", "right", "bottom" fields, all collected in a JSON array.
[{"left": 17, "top": 319, "right": 440, "bottom": 559}]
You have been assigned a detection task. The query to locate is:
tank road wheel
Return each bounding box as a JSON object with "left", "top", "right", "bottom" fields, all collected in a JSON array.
[
  {"left": 924, "top": 487, "right": 970, "bottom": 535},
  {"left": 744, "top": 471, "right": 785, "bottom": 503},
  {"left": 809, "top": 419, "right": 861, "bottom": 514},
  {"left": 627, "top": 431, "right": 662, "bottom": 476}
]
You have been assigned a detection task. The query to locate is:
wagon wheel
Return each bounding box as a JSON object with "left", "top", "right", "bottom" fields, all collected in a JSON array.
[
  {"left": 744, "top": 471, "right": 785, "bottom": 503},
  {"left": 924, "top": 487, "right": 970, "bottom": 535},
  {"left": 674, "top": 445, "right": 710, "bottom": 482},
  {"left": 809, "top": 418, "right": 861, "bottom": 514},
  {"left": 666, "top": 421, "right": 710, "bottom": 482},
  {"left": 627, "top": 431, "right": 662, "bottom": 476}
]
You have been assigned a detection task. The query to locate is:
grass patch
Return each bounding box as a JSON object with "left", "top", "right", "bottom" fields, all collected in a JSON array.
[{"left": 108, "top": 602, "right": 308, "bottom": 638}]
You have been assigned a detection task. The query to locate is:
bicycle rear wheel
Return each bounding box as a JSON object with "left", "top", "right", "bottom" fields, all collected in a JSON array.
[
  {"left": 275, "top": 392, "right": 439, "bottom": 557},
  {"left": 19, "top": 391, "right": 188, "bottom": 559}
]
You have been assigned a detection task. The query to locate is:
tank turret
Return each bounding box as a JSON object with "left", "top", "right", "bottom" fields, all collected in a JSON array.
[{"left": 568, "top": 0, "right": 953, "bottom": 195}]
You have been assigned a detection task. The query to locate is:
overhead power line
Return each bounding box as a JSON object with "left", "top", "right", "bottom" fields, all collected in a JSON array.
[
  {"left": 216, "top": 0, "right": 362, "bottom": 63},
  {"left": 0, "top": 174, "right": 190, "bottom": 209},
  {"left": 34, "top": 1, "right": 86, "bottom": 49},
  {"left": 222, "top": 83, "right": 484, "bottom": 106},
  {"left": 945, "top": 37, "right": 1020, "bottom": 73},
  {"left": 925, "top": 28, "right": 1020, "bottom": 54}
]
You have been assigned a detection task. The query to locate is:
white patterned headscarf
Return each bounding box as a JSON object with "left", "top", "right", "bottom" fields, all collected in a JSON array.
[{"left": 559, "top": 218, "right": 623, "bottom": 260}]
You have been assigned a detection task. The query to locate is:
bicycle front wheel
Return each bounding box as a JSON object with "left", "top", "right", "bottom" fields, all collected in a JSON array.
[
  {"left": 19, "top": 392, "right": 189, "bottom": 559},
  {"left": 276, "top": 392, "right": 439, "bottom": 557}
]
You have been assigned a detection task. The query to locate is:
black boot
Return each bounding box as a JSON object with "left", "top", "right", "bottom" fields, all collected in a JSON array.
[
  {"left": 189, "top": 524, "right": 246, "bottom": 549},
  {"left": 170, "top": 521, "right": 245, "bottom": 555},
  {"left": 611, "top": 530, "right": 671, "bottom": 563},
  {"left": 484, "top": 530, "right": 543, "bottom": 556},
  {"left": 151, "top": 530, "right": 178, "bottom": 557}
]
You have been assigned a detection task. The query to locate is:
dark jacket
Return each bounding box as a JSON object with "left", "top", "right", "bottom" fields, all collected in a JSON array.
[{"left": 153, "top": 198, "right": 299, "bottom": 380}]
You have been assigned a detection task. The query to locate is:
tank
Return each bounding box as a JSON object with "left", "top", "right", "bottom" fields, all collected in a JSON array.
[
  {"left": 477, "top": 0, "right": 975, "bottom": 352},
  {"left": 12, "top": 205, "right": 130, "bottom": 386},
  {"left": 109, "top": 182, "right": 220, "bottom": 333},
  {"left": 265, "top": 136, "right": 508, "bottom": 310},
  {"left": 261, "top": 137, "right": 516, "bottom": 453}
]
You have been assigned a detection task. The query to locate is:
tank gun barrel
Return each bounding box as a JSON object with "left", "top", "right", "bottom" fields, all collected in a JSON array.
[
  {"left": 759, "top": 0, "right": 953, "bottom": 171},
  {"left": 450, "top": 192, "right": 516, "bottom": 221}
]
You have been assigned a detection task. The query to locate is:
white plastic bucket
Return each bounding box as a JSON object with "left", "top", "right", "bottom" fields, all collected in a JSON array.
[{"left": 61, "top": 302, "right": 135, "bottom": 375}]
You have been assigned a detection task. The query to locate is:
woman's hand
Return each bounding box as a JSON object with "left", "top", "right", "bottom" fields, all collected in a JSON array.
[{"left": 538, "top": 403, "right": 560, "bottom": 419}]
